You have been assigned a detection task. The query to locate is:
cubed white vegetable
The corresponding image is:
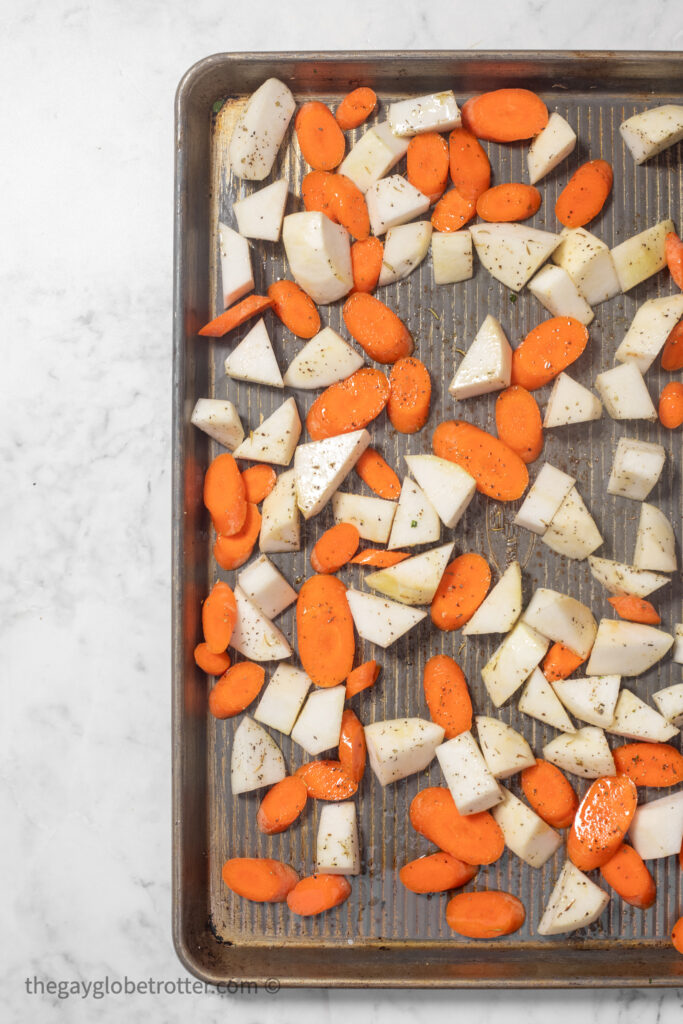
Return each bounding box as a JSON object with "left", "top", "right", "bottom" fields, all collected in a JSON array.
[
  {"left": 585, "top": 619, "right": 673, "bottom": 677},
  {"left": 611, "top": 219, "right": 675, "bottom": 292},
  {"left": 234, "top": 397, "right": 302, "bottom": 466},
  {"left": 260, "top": 469, "right": 300, "bottom": 553},
  {"left": 231, "top": 716, "right": 286, "bottom": 795},
  {"left": 365, "top": 542, "right": 454, "bottom": 606},
  {"left": 595, "top": 363, "right": 657, "bottom": 422},
  {"left": 537, "top": 860, "right": 610, "bottom": 935},
  {"left": 316, "top": 802, "right": 361, "bottom": 875},
  {"left": 588, "top": 555, "right": 670, "bottom": 598},
  {"left": 378, "top": 221, "right": 432, "bottom": 285},
  {"left": 389, "top": 91, "right": 461, "bottom": 136},
  {"left": 543, "top": 372, "right": 602, "bottom": 428},
  {"left": 606, "top": 689, "right": 679, "bottom": 743},
  {"left": 387, "top": 477, "right": 440, "bottom": 550},
  {"left": 283, "top": 327, "right": 364, "bottom": 389},
  {"left": 476, "top": 716, "right": 536, "bottom": 779},
  {"left": 462, "top": 562, "right": 523, "bottom": 636},
  {"left": 521, "top": 588, "right": 597, "bottom": 659},
  {"left": 237, "top": 554, "right": 297, "bottom": 619},
  {"left": 218, "top": 222, "right": 254, "bottom": 308},
  {"left": 228, "top": 78, "right": 295, "bottom": 181},
  {"left": 527, "top": 112, "right": 577, "bottom": 184},
  {"left": 514, "top": 463, "right": 576, "bottom": 535},
  {"left": 365, "top": 175, "right": 431, "bottom": 236},
  {"left": 542, "top": 726, "right": 615, "bottom": 779},
  {"left": 291, "top": 685, "right": 346, "bottom": 756},
  {"left": 492, "top": 788, "right": 563, "bottom": 868},
  {"left": 254, "top": 663, "right": 311, "bottom": 735},
  {"left": 364, "top": 718, "right": 444, "bottom": 786},
  {"left": 431, "top": 230, "right": 473, "bottom": 284},
  {"left": 191, "top": 398, "right": 244, "bottom": 450},
  {"left": 339, "top": 121, "right": 410, "bottom": 193},
  {"left": 620, "top": 104, "right": 683, "bottom": 164},
  {"left": 528, "top": 264, "right": 594, "bottom": 325},
  {"left": 518, "top": 667, "right": 576, "bottom": 733},
  {"left": 404, "top": 454, "right": 476, "bottom": 529},
  {"left": 233, "top": 179, "right": 289, "bottom": 241},
  {"left": 633, "top": 502, "right": 677, "bottom": 572},
  {"left": 346, "top": 590, "right": 427, "bottom": 649},
  {"left": 331, "top": 492, "right": 396, "bottom": 543},
  {"left": 541, "top": 486, "right": 603, "bottom": 560},
  {"left": 469, "top": 223, "right": 562, "bottom": 292},
  {"left": 224, "top": 318, "right": 283, "bottom": 388},
  {"left": 481, "top": 622, "right": 550, "bottom": 708},
  {"left": 436, "top": 731, "right": 503, "bottom": 815},
  {"left": 448, "top": 315, "right": 512, "bottom": 400},
  {"left": 606, "top": 437, "right": 666, "bottom": 501},
  {"left": 551, "top": 675, "right": 620, "bottom": 729},
  {"left": 294, "top": 429, "right": 370, "bottom": 520},
  {"left": 673, "top": 625, "right": 683, "bottom": 664},
  {"left": 629, "top": 790, "right": 683, "bottom": 860},
  {"left": 282, "top": 211, "right": 353, "bottom": 304},
  {"left": 229, "top": 586, "right": 292, "bottom": 662},
  {"left": 652, "top": 681, "right": 683, "bottom": 727},
  {"left": 615, "top": 295, "right": 683, "bottom": 373},
  {"left": 552, "top": 226, "right": 620, "bottom": 307}
]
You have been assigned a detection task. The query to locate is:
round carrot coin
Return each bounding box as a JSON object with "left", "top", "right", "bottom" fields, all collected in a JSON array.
[
  {"left": 600, "top": 844, "right": 656, "bottom": 909},
  {"left": 267, "top": 280, "right": 321, "bottom": 339},
  {"left": 287, "top": 874, "right": 352, "bottom": 916},
  {"left": 399, "top": 852, "right": 478, "bottom": 894},
  {"left": 432, "top": 420, "right": 529, "bottom": 501},
  {"left": 208, "top": 661, "right": 265, "bottom": 719},
  {"left": 306, "top": 367, "right": 390, "bottom": 440},
  {"left": 520, "top": 759, "right": 578, "bottom": 829},
  {"left": 194, "top": 643, "right": 231, "bottom": 676},
  {"left": 423, "top": 654, "right": 473, "bottom": 738},
  {"left": 446, "top": 890, "right": 526, "bottom": 938},
  {"left": 495, "top": 385, "right": 543, "bottom": 464},
  {"left": 387, "top": 357, "right": 431, "bottom": 434},
  {"left": 567, "top": 775, "right": 638, "bottom": 870},
  {"left": 612, "top": 743, "right": 683, "bottom": 788},
  {"left": 222, "top": 857, "right": 299, "bottom": 902},
  {"left": 256, "top": 776, "right": 308, "bottom": 835},
  {"left": 659, "top": 381, "right": 683, "bottom": 428},
  {"left": 296, "top": 575, "right": 355, "bottom": 687},
  {"left": 674, "top": 917, "right": 683, "bottom": 955},
  {"left": 295, "top": 101, "right": 345, "bottom": 170},
  {"left": 430, "top": 554, "right": 491, "bottom": 632},
  {"left": 310, "top": 522, "right": 360, "bottom": 574},
  {"left": 335, "top": 87, "right": 377, "bottom": 130},
  {"left": 296, "top": 761, "right": 358, "bottom": 800},
  {"left": 476, "top": 183, "right": 541, "bottom": 222}
]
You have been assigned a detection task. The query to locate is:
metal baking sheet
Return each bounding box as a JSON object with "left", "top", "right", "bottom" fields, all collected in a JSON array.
[{"left": 173, "top": 51, "right": 683, "bottom": 987}]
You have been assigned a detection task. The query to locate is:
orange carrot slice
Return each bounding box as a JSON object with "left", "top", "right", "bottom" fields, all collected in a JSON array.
[
  {"left": 600, "top": 844, "right": 656, "bottom": 909},
  {"left": 661, "top": 320, "right": 683, "bottom": 371},
  {"left": 431, "top": 188, "right": 476, "bottom": 232},
  {"left": 349, "top": 549, "right": 409, "bottom": 568},
  {"left": 296, "top": 760, "right": 358, "bottom": 800},
  {"left": 423, "top": 654, "right": 473, "bottom": 738},
  {"left": 612, "top": 743, "right": 683, "bottom": 788},
  {"left": 673, "top": 917, "right": 683, "bottom": 955},
  {"left": 495, "top": 385, "right": 544, "bottom": 464},
  {"left": 202, "top": 580, "right": 237, "bottom": 654},
  {"left": 567, "top": 775, "right": 638, "bottom": 870},
  {"left": 354, "top": 447, "right": 401, "bottom": 499},
  {"left": 267, "top": 280, "right": 321, "bottom": 339},
  {"left": 343, "top": 292, "right": 414, "bottom": 364},
  {"left": 213, "top": 503, "right": 261, "bottom": 570},
  {"left": 448, "top": 127, "right": 491, "bottom": 200},
  {"left": 387, "top": 356, "right": 431, "bottom": 434},
  {"left": 666, "top": 231, "right": 683, "bottom": 290},
  {"left": 555, "top": 160, "right": 613, "bottom": 228},
  {"left": 659, "top": 381, "right": 683, "bottom": 429},
  {"left": 542, "top": 642, "right": 586, "bottom": 682},
  {"left": 208, "top": 660, "right": 265, "bottom": 719},
  {"left": 198, "top": 295, "right": 273, "bottom": 337},
  {"left": 306, "top": 367, "right": 390, "bottom": 440},
  {"left": 256, "top": 776, "right": 308, "bottom": 835},
  {"left": 302, "top": 169, "right": 338, "bottom": 220},
  {"left": 476, "top": 183, "right": 542, "bottom": 222},
  {"left": 431, "top": 554, "right": 491, "bottom": 632},
  {"left": 406, "top": 132, "right": 449, "bottom": 203},
  {"left": 399, "top": 852, "right": 478, "bottom": 894},
  {"left": 446, "top": 891, "right": 525, "bottom": 938},
  {"left": 287, "top": 874, "right": 352, "bottom": 916},
  {"left": 222, "top": 857, "right": 299, "bottom": 902},
  {"left": 520, "top": 759, "right": 578, "bottom": 829},
  {"left": 323, "top": 173, "right": 370, "bottom": 240},
  {"left": 295, "top": 101, "right": 345, "bottom": 170},
  {"left": 296, "top": 575, "right": 355, "bottom": 687},
  {"left": 511, "top": 316, "right": 589, "bottom": 391},
  {"left": 350, "top": 236, "right": 384, "bottom": 293},
  {"left": 241, "top": 464, "right": 277, "bottom": 504},
  {"left": 462, "top": 88, "right": 548, "bottom": 142},
  {"left": 608, "top": 594, "right": 661, "bottom": 624},
  {"left": 345, "top": 660, "right": 380, "bottom": 699},
  {"left": 409, "top": 787, "right": 505, "bottom": 865},
  {"left": 335, "top": 87, "right": 377, "bottom": 130},
  {"left": 204, "top": 453, "right": 248, "bottom": 535},
  {"left": 432, "top": 420, "right": 529, "bottom": 501},
  {"left": 338, "top": 708, "right": 366, "bottom": 782},
  {"left": 194, "top": 642, "right": 232, "bottom": 676},
  {"left": 310, "top": 522, "right": 360, "bottom": 574}
]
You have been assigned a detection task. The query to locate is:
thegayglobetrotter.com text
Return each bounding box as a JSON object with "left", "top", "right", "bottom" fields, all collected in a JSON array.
[{"left": 24, "top": 975, "right": 280, "bottom": 1000}]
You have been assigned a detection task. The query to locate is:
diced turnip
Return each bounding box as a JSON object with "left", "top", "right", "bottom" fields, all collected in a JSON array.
[
  {"left": 233, "top": 179, "right": 288, "bottom": 242},
  {"left": 620, "top": 104, "right": 683, "bottom": 164},
  {"left": 404, "top": 454, "right": 476, "bottom": 529},
  {"left": 588, "top": 555, "right": 670, "bottom": 598},
  {"left": 389, "top": 91, "right": 461, "bottom": 136},
  {"left": 469, "top": 223, "right": 562, "bottom": 292},
  {"left": 218, "top": 222, "right": 254, "bottom": 307},
  {"left": 237, "top": 554, "right": 297, "bottom": 619},
  {"left": 365, "top": 175, "right": 431, "bottom": 236},
  {"left": 283, "top": 327, "right": 364, "bottom": 389},
  {"left": 331, "top": 492, "right": 396, "bottom": 543},
  {"left": 364, "top": 718, "right": 444, "bottom": 786},
  {"left": 481, "top": 622, "right": 550, "bottom": 708},
  {"left": 339, "top": 121, "right": 410, "bottom": 193},
  {"left": 606, "top": 437, "right": 666, "bottom": 501},
  {"left": 595, "top": 363, "right": 658, "bottom": 422},
  {"left": 537, "top": 860, "right": 610, "bottom": 935},
  {"left": 378, "top": 221, "right": 432, "bottom": 285},
  {"left": 431, "top": 230, "right": 473, "bottom": 284},
  {"left": 228, "top": 77, "right": 295, "bottom": 181},
  {"left": 365, "top": 542, "right": 454, "bottom": 606},
  {"left": 521, "top": 588, "right": 597, "bottom": 659},
  {"left": 673, "top": 625, "right": 683, "bottom": 664},
  {"left": 542, "top": 726, "right": 616, "bottom": 779},
  {"left": 606, "top": 688, "right": 679, "bottom": 743},
  {"left": 585, "top": 619, "right": 673, "bottom": 677},
  {"left": 191, "top": 398, "right": 244, "bottom": 451},
  {"left": 541, "top": 486, "right": 603, "bottom": 560},
  {"left": 629, "top": 790, "right": 683, "bottom": 860},
  {"left": 543, "top": 372, "right": 602, "bottom": 428},
  {"left": 254, "top": 663, "right": 311, "bottom": 735},
  {"left": 231, "top": 716, "right": 286, "bottom": 795},
  {"left": 294, "top": 429, "right": 370, "bottom": 519},
  {"left": 229, "top": 585, "right": 292, "bottom": 662},
  {"left": 316, "top": 802, "right": 361, "bottom": 875},
  {"left": 463, "top": 561, "right": 523, "bottom": 636},
  {"left": 615, "top": 295, "right": 683, "bottom": 373},
  {"left": 652, "top": 682, "right": 683, "bottom": 727},
  {"left": 527, "top": 112, "right": 577, "bottom": 184},
  {"left": 282, "top": 211, "right": 353, "bottom": 304},
  {"left": 260, "top": 469, "right": 300, "bottom": 553},
  {"left": 448, "top": 314, "right": 512, "bottom": 400},
  {"left": 387, "top": 478, "right": 440, "bottom": 550},
  {"left": 518, "top": 667, "right": 576, "bottom": 733},
  {"left": 476, "top": 716, "right": 536, "bottom": 779},
  {"left": 291, "top": 685, "right": 346, "bottom": 756},
  {"left": 492, "top": 787, "right": 563, "bottom": 868},
  {"left": 611, "top": 219, "right": 675, "bottom": 292},
  {"left": 224, "top": 318, "right": 283, "bottom": 388},
  {"left": 514, "top": 463, "right": 576, "bottom": 535},
  {"left": 435, "top": 731, "right": 503, "bottom": 815},
  {"left": 346, "top": 590, "right": 427, "bottom": 648},
  {"left": 528, "top": 264, "right": 594, "bottom": 325},
  {"left": 551, "top": 675, "right": 620, "bottom": 729},
  {"left": 552, "top": 226, "right": 620, "bottom": 306},
  {"left": 633, "top": 502, "right": 677, "bottom": 572},
  {"left": 234, "top": 397, "right": 302, "bottom": 466}
]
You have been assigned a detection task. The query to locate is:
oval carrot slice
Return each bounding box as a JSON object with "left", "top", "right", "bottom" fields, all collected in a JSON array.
[
  {"left": 323, "top": 173, "right": 370, "bottom": 240},
  {"left": 406, "top": 132, "right": 449, "bottom": 204},
  {"left": 661, "top": 319, "right": 683, "bottom": 371},
  {"left": 335, "top": 87, "right": 377, "bottom": 130},
  {"left": 542, "top": 642, "right": 586, "bottom": 683},
  {"left": 432, "top": 420, "right": 529, "bottom": 501},
  {"left": 476, "top": 183, "right": 542, "bottom": 223},
  {"left": 423, "top": 654, "right": 473, "bottom": 738},
  {"left": 567, "top": 775, "right": 638, "bottom": 870},
  {"left": 310, "top": 522, "right": 360, "bottom": 574},
  {"left": 511, "top": 316, "right": 589, "bottom": 391},
  {"left": 213, "top": 503, "right": 261, "bottom": 570},
  {"left": 343, "top": 292, "right": 414, "bottom": 364},
  {"left": 659, "top": 381, "right": 683, "bottom": 429},
  {"left": 446, "top": 890, "right": 525, "bottom": 938},
  {"left": 673, "top": 917, "right": 683, "bottom": 955},
  {"left": 399, "top": 852, "right": 478, "bottom": 894},
  {"left": 612, "top": 742, "right": 683, "bottom": 788},
  {"left": 204, "top": 453, "right": 247, "bottom": 535},
  {"left": 306, "top": 367, "right": 390, "bottom": 440},
  {"left": 448, "top": 127, "right": 491, "bottom": 201},
  {"left": 431, "top": 188, "right": 476, "bottom": 232},
  {"left": 608, "top": 594, "right": 661, "bottom": 624},
  {"left": 495, "top": 385, "right": 543, "bottom": 464},
  {"left": 202, "top": 580, "right": 238, "bottom": 654},
  {"left": 600, "top": 844, "right": 656, "bottom": 909},
  {"left": 256, "top": 776, "right": 308, "bottom": 835},
  {"left": 350, "top": 549, "right": 409, "bottom": 568},
  {"left": 296, "top": 575, "right": 355, "bottom": 687},
  {"left": 208, "top": 660, "right": 265, "bottom": 719},
  {"left": 267, "top": 280, "right": 321, "bottom": 339},
  {"left": 345, "top": 659, "right": 380, "bottom": 699},
  {"left": 302, "top": 169, "right": 338, "bottom": 220},
  {"left": 351, "top": 236, "right": 384, "bottom": 293},
  {"left": 198, "top": 295, "right": 273, "bottom": 338},
  {"left": 462, "top": 88, "right": 548, "bottom": 142},
  {"left": 296, "top": 760, "right": 359, "bottom": 800},
  {"left": 665, "top": 231, "right": 683, "bottom": 290},
  {"left": 338, "top": 708, "right": 366, "bottom": 782},
  {"left": 295, "top": 101, "right": 345, "bottom": 171},
  {"left": 520, "top": 759, "right": 578, "bottom": 829},
  {"left": 431, "top": 554, "right": 491, "bottom": 632},
  {"left": 387, "top": 357, "right": 431, "bottom": 434},
  {"left": 194, "top": 642, "right": 232, "bottom": 676},
  {"left": 409, "top": 786, "right": 505, "bottom": 866},
  {"left": 555, "top": 160, "right": 613, "bottom": 228},
  {"left": 354, "top": 447, "right": 401, "bottom": 499},
  {"left": 287, "top": 874, "right": 352, "bottom": 916},
  {"left": 222, "top": 857, "right": 299, "bottom": 903},
  {"left": 241, "top": 464, "right": 277, "bottom": 504}
]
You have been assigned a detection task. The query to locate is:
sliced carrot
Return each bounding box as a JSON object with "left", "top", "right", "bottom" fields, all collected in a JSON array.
[
  {"left": 204, "top": 453, "right": 247, "bottom": 536},
  {"left": 661, "top": 320, "right": 683, "bottom": 371},
  {"left": 310, "top": 522, "right": 360, "bottom": 574},
  {"left": 666, "top": 232, "right": 683, "bottom": 290},
  {"left": 335, "top": 87, "right": 377, "bottom": 130},
  {"left": 213, "top": 503, "right": 261, "bottom": 570},
  {"left": 542, "top": 642, "right": 586, "bottom": 683},
  {"left": 387, "top": 357, "right": 431, "bottom": 434},
  {"left": 477, "top": 183, "right": 542, "bottom": 222},
  {"left": 432, "top": 420, "right": 529, "bottom": 501},
  {"left": 222, "top": 857, "right": 298, "bottom": 903},
  {"left": 659, "top": 381, "right": 683, "bottom": 429},
  {"left": 194, "top": 642, "right": 231, "bottom": 676},
  {"left": 567, "top": 775, "right": 638, "bottom": 870},
  {"left": 202, "top": 580, "right": 237, "bottom": 654},
  {"left": 256, "top": 776, "right": 308, "bottom": 835},
  {"left": 423, "top": 654, "right": 473, "bottom": 738},
  {"left": 296, "top": 575, "right": 355, "bottom": 687},
  {"left": 306, "top": 367, "right": 390, "bottom": 440},
  {"left": 302, "top": 169, "right": 338, "bottom": 220},
  {"left": 462, "top": 88, "right": 548, "bottom": 142},
  {"left": 267, "top": 280, "right": 321, "bottom": 339},
  {"left": 208, "top": 660, "right": 265, "bottom": 719},
  {"left": 323, "top": 173, "right": 370, "bottom": 240},
  {"left": 350, "top": 236, "right": 384, "bottom": 293},
  {"left": 287, "top": 874, "right": 352, "bottom": 916},
  {"left": 241, "top": 465, "right": 277, "bottom": 504},
  {"left": 600, "top": 844, "right": 656, "bottom": 909},
  {"left": 198, "top": 295, "right": 273, "bottom": 338},
  {"left": 555, "top": 160, "right": 613, "bottom": 228},
  {"left": 448, "top": 127, "right": 491, "bottom": 201},
  {"left": 406, "top": 132, "right": 449, "bottom": 204},
  {"left": 350, "top": 549, "right": 409, "bottom": 568},
  {"left": 511, "top": 316, "right": 589, "bottom": 391},
  {"left": 494, "top": 385, "right": 543, "bottom": 464},
  {"left": 608, "top": 594, "right": 661, "bottom": 625},
  {"left": 431, "top": 554, "right": 491, "bottom": 632},
  {"left": 673, "top": 917, "right": 683, "bottom": 955},
  {"left": 295, "top": 101, "right": 345, "bottom": 171},
  {"left": 520, "top": 759, "right": 578, "bottom": 829},
  {"left": 338, "top": 708, "right": 366, "bottom": 782},
  {"left": 345, "top": 660, "right": 380, "bottom": 699},
  {"left": 612, "top": 742, "right": 683, "bottom": 788},
  {"left": 354, "top": 447, "right": 401, "bottom": 499},
  {"left": 399, "top": 852, "right": 478, "bottom": 894},
  {"left": 431, "top": 188, "right": 476, "bottom": 232},
  {"left": 409, "top": 787, "right": 505, "bottom": 866},
  {"left": 343, "top": 292, "right": 414, "bottom": 364},
  {"left": 446, "top": 891, "right": 525, "bottom": 939},
  {"left": 296, "top": 760, "right": 359, "bottom": 800}
]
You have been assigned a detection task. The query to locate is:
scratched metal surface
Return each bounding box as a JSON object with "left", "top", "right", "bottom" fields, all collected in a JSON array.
[{"left": 173, "top": 53, "right": 683, "bottom": 986}]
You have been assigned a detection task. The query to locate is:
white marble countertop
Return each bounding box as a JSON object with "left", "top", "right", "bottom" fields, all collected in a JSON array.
[{"left": 3, "top": 1, "right": 683, "bottom": 1021}]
